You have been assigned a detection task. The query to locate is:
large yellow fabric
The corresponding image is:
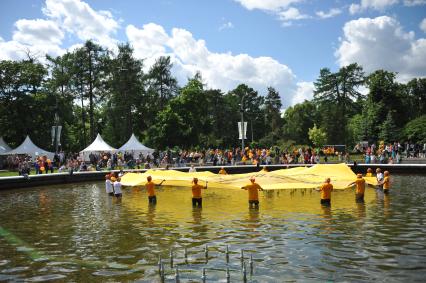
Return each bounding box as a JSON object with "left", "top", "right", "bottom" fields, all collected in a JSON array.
[{"left": 121, "top": 163, "right": 378, "bottom": 190}]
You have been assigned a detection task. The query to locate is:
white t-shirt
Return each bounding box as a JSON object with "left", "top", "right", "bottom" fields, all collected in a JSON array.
[
  {"left": 376, "top": 172, "right": 384, "bottom": 182},
  {"left": 113, "top": 181, "right": 122, "bottom": 194},
  {"left": 105, "top": 180, "right": 113, "bottom": 193},
  {"left": 189, "top": 167, "right": 197, "bottom": 173}
]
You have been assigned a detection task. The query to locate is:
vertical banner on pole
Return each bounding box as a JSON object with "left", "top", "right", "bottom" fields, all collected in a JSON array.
[
  {"left": 51, "top": 126, "right": 55, "bottom": 145},
  {"left": 56, "top": 126, "right": 62, "bottom": 146},
  {"left": 238, "top": 122, "right": 248, "bottom": 140}
]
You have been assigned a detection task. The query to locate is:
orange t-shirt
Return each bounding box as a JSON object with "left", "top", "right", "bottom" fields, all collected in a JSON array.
[
  {"left": 243, "top": 183, "right": 262, "bottom": 201},
  {"left": 383, "top": 176, "right": 390, "bottom": 189},
  {"left": 218, "top": 169, "right": 227, "bottom": 175},
  {"left": 192, "top": 184, "right": 204, "bottom": 199},
  {"left": 320, "top": 183, "right": 333, "bottom": 199},
  {"left": 145, "top": 181, "right": 156, "bottom": 197},
  {"left": 355, "top": 178, "right": 366, "bottom": 194}
]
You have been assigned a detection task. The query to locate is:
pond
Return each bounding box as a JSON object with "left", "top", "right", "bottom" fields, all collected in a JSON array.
[{"left": 0, "top": 175, "right": 425, "bottom": 282}]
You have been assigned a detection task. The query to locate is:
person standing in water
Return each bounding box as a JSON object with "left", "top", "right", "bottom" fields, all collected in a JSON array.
[
  {"left": 105, "top": 174, "right": 114, "bottom": 196},
  {"left": 191, "top": 177, "right": 207, "bottom": 207},
  {"left": 378, "top": 171, "right": 391, "bottom": 194},
  {"left": 218, "top": 167, "right": 228, "bottom": 175},
  {"left": 349, "top": 174, "right": 366, "bottom": 202},
  {"left": 317, "top": 178, "right": 333, "bottom": 206},
  {"left": 241, "top": 177, "right": 264, "bottom": 209},
  {"left": 111, "top": 176, "right": 122, "bottom": 198},
  {"left": 376, "top": 168, "right": 384, "bottom": 188},
  {"left": 145, "top": 176, "right": 165, "bottom": 205}
]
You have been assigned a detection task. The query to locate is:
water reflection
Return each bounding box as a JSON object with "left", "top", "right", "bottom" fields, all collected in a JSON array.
[{"left": 0, "top": 175, "right": 425, "bottom": 282}]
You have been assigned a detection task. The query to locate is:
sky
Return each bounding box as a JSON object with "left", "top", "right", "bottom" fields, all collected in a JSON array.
[{"left": 0, "top": 0, "right": 425, "bottom": 107}]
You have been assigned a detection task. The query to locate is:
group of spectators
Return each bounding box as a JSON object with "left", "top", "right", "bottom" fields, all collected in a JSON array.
[
  {"left": 355, "top": 141, "right": 426, "bottom": 164},
  {"left": 2, "top": 141, "right": 426, "bottom": 175}
]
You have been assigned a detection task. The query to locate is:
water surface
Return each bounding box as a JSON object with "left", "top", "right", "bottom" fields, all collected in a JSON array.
[{"left": 0, "top": 175, "right": 425, "bottom": 282}]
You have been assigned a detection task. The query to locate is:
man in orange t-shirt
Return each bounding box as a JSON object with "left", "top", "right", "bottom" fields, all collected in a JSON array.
[
  {"left": 318, "top": 178, "right": 333, "bottom": 206},
  {"left": 145, "top": 176, "right": 165, "bottom": 205},
  {"left": 378, "top": 171, "right": 391, "bottom": 194},
  {"left": 241, "top": 177, "right": 263, "bottom": 208},
  {"left": 191, "top": 178, "right": 207, "bottom": 207},
  {"left": 349, "top": 174, "right": 366, "bottom": 202}
]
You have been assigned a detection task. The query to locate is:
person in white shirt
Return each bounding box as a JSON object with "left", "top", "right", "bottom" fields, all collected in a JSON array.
[
  {"left": 189, "top": 165, "right": 197, "bottom": 173},
  {"left": 376, "top": 168, "right": 384, "bottom": 188},
  {"left": 105, "top": 174, "right": 114, "bottom": 196},
  {"left": 111, "top": 176, "right": 122, "bottom": 198}
]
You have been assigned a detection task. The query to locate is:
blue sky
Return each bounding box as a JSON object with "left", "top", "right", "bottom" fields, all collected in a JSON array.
[{"left": 0, "top": 0, "right": 425, "bottom": 106}]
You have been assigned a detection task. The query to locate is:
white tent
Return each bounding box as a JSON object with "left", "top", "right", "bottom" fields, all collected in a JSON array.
[
  {"left": 0, "top": 136, "right": 54, "bottom": 159},
  {"left": 0, "top": 137, "right": 11, "bottom": 154},
  {"left": 80, "top": 133, "right": 116, "bottom": 160},
  {"left": 118, "top": 133, "right": 154, "bottom": 158}
]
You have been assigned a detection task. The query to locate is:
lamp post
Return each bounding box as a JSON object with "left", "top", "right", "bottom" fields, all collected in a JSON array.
[{"left": 240, "top": 95, "right": 245, "bottom": 152}]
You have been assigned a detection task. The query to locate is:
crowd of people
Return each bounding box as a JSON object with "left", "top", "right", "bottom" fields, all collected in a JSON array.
[{"left": 2, "top": 141, "right": 425, "bottom": 175}]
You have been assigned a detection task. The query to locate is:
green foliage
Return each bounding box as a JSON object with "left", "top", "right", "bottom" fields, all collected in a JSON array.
[
  {"left": 378, "top": 111, "right": 400, "bottom": 143},
  {"left": 1, "top": 42, "right": 425, "bottom": 152},
  {"left": 282, "top": 101, "right": 316, "bottom": 145},
  {"left": 314, "top": 63, "right": 365, "bottom": 144},
  {"left": 403, "top": 115, "right": 426, "bottom": 143},
  {"left": 308, "top": 124, "right": 327, "bottom": 147}
]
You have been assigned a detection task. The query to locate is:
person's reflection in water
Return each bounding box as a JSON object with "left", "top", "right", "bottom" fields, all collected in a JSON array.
[
  {"left": 356, "top": 202, "right": 366, "bottom": 219},
  {"left": 247, "top": 208, "right": 261, "bottom": 230},
  {"left": 38, "top": 189, "right": 51, "bottom": 216},
  {"left": 191, "top": 207, "right": 208, "bottom": 240},
  {"left": 383, "top": 193, "right": 391, "bottom": 218},
  {"left": 320, "top": 205, "right": 332, "bottom": 221},
  {"left": 147, "top": 204, "right": 156, "bottom": 226}
]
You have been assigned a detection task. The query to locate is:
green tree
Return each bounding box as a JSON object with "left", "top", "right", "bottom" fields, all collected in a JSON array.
[
  {"left": 0, "top": 59, "right": 47, "bottom": 147},
  {"left": 378, "top": 111, "right": 400, "bottom": 142},
  {"left": 103, "top": 43, "right": 145, "bottom": 146},
  {"left": 229, "top": 84, "right": 264, "bottom": 143},
  {"left": 282, "top": 101, "right": 316, "bottom": 145},
  {"left": 308, "top": 124, "right": 327, "bottom": 147},
  {"left": 363, "top": 70, "right": 404, "bottom": 142},
  {"left": 406, "top": 78, "right": 426, "bottom": 119},
  {"left": 314, "top": 63, "right": 365, "bottom": 144},
  {"left": 264, "top": 87, "right": 283, "bottom": 146},
  {"left": 403, "top": 115, "right": 426, "bottom": 143}
]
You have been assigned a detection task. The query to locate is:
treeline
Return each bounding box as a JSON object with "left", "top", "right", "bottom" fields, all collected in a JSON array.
[{"left": 0, "top": 40, "right": 425, "bottom": 152}]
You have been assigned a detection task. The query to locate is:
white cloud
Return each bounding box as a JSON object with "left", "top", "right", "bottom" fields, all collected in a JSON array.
[
  {"left": 291, "top": 81, "right": 314, "bottom": 105},
  {"left": 127, "top": 23, "right": 300, "bottom": 107},
  {"left": 349, "top": 0, "right": 398, "bottom": 14},
  {"left": 219, "top": 21, "right": 234, "bottom": 31},
  {"left": 403, "top": 0, "right": 426, "bottom": 6},
  {"left": 279, "top": 7, "right": 309, "bottom": 21},
  {"left": 235, "top": 0, "right": 309, "bottom": 25},
  {"left": 336, "top": 16, "right": 426, "bottom": 81},
  {"left": 0, "top": 18, "right": 65, "bottom": 61},
  {"left": 316, "top": 8, "right": 342, "bottom": 19},
  {"left": 234, "top": 0, "right": 302, "bottom": 12},
  {"left": 13, "top": 19, "right": 64, "bottom": 45},
  {"left": 42, "top": 0, "right": 119, "bottom": 49},
  {"left": 420, "top": 18, "right": 426, "bottom": 32}
]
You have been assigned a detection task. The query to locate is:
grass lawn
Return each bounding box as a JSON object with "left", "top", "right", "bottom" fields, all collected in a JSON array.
[{"left": 0, "top": 169, "right": 59, "bottom": 177}]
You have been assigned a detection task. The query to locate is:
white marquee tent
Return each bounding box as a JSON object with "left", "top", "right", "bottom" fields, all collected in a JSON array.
[
  {"left": 0, "top": 136, "right": 54, "bottom": 159},
  {"left": 118, "top": 133, "right": 154, "bottom": 158},
  {"left": 80, "top": 133, "right": 116, "bottom": 160},
  {"left": 0, "top": 137, "right": 11, "bottom": 154}
]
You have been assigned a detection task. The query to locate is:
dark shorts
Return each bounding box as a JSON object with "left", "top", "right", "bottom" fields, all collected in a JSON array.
[
  {"left": 108, "top": 192, "right": 114, "bottom": 196},
  {"left": 249, "top": 200, "right": 259, "bottom": 205},
  {"left": 321, "top": 199, "right": 331, "bottom": 206},
  {"left": 192, "top": 198, "right": 202, "bottom": 207},
  {"left": 383, "top": 189, "right": 389, "bottom": 194},
  {"left": 356, "top": 193, "right": 365, "bottom": 202},
  {"left": 114, "top": 193, "right": 122, "bottom": 198},
  {"left": 148, "top": 195, "right": 157, "bottom": 204}
]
